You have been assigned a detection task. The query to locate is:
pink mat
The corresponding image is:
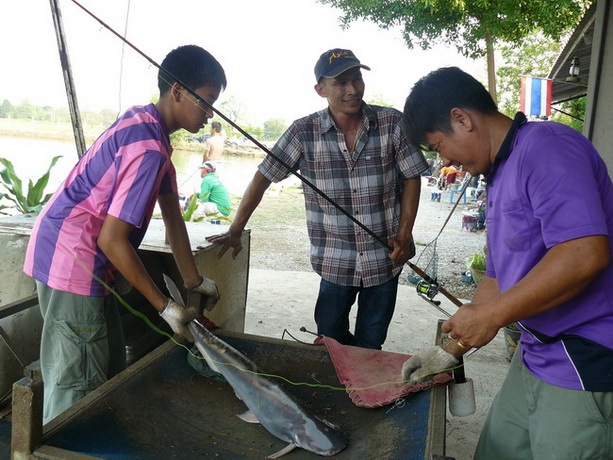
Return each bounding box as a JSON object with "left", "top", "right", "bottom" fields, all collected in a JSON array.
[{"left": 318, "top": 336, "right": 453, "bottom": 408}]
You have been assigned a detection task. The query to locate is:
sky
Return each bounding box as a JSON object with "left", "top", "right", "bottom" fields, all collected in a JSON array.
[{"left": 2, "top": 0, "right": 485, "bottom": 126}]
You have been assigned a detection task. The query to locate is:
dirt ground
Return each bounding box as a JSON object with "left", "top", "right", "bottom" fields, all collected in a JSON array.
[
  {"left": 240, "top": 179, "right": 509, "bottom": 460},
  {"left": 245, "top": 176, "right": 485, "bottom": 300}
]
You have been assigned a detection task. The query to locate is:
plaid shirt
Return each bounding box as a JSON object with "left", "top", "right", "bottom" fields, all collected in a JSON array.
[{"left": 258, "top": 104, "right": 428, "bottom": 287}]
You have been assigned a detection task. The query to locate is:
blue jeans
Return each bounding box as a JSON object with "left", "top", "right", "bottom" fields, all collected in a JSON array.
[{"left": 314, "top": 275, "right": 399, "bottom": 349}]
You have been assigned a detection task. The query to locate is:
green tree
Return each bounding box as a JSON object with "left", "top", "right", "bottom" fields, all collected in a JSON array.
[
  {"left": 240, "top": 123, "right": 263, "bottom": 140},
  {"left": 366, "top": 93, "right": 392, "bottom": 108},
  {"left": 39, "top": 106, "right": 56, "bottom": 123},
  {"left": 320, "top": 0, "right": 590, "bottom": 100},
  {"left": 219, "top": 96, "right": 244, "bottom": 123},
  {"left": 496, "top": 33, "right": 585, "bottom": 131},
  {"left": 0, "top": 99, "right": 13, "bottom": 118},
  {"left": 554, "top": 97, "right": 586, "bottom": 132},
  {"left": 262, "top": 118, "right": 287, "bottom": 140},
  {"left": 12, "top": 101, "right": 35, "bottom": 119},
  {"left": 497, "top": 33, "right": 562, "bottom": 117}
]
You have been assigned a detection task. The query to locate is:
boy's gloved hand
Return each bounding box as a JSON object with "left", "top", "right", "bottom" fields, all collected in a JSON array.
[
  {"left": 401, "top": 346, "right": 459, "bottom": 383},
  {"left": 160, "top": 298, "right": 196, "bottom": 342},
  {"left": 188, "top": 276, "right": 220, "bottom": 313}
]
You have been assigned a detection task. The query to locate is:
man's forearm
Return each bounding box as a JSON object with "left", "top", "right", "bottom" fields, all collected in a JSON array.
[
  {"left": 487, "top": 235, "right": 610, "bottom": 328},
  {"left": 397, "top": 177, "right": 421, "bottom": 238}
]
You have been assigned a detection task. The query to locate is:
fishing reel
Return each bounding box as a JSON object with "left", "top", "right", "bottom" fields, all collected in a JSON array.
[{"left": 416, "top": 279, "right": 439, "bottom": 302}]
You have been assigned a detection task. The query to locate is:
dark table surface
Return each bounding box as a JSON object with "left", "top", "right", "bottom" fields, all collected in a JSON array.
[{"left": 9, "top": 332, "right": 442, "bottom": 459}]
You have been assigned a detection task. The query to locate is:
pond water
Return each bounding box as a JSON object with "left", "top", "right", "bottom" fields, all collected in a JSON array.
[{"left": 0, "top": 135, "right": 265, "bottom": 202}]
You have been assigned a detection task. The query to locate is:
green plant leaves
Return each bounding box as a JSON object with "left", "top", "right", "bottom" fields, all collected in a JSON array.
[
  {"left": 182, "top": 193, "right": 199, "bottom": 222},
  {"left": 0, "top": 155, "right": 62, "bottom": 214},
  {"left": 466, "top": 251, "right": 486, "bottom": 271}
]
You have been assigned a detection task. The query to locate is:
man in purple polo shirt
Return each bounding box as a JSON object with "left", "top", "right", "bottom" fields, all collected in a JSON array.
[
  {"left": 402, "top": 67, "right": 613, "bottom": 458},
  {"left": 24, "top": 45, "right": 225, "bottom": 423}
]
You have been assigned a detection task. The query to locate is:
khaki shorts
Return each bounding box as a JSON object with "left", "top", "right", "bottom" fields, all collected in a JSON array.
[
  {"left": 37, "top": 281, "right": 125, "bottom": 424},
  {"left": 475, "top": 346, "right": 613, "bottom": 459}
]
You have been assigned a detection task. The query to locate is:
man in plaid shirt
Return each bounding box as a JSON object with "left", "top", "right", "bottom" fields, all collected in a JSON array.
[{"left": 208, "top": 48, "right": 428, "bottom": 349}]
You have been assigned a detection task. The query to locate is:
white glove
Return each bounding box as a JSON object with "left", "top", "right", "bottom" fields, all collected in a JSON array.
[
  {"left": 160, "top": 298, "right": 196, "bottom": 341},
  {"left": 188, "top": 276, "right": 220, "bottom": 312},
  {"left": 401, "top": 346, "right": 459, "bottom": 383}
]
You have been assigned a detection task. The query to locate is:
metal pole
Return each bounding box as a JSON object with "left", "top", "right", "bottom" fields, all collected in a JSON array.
[{"left": 49, "top": 0, "right": 87, "bottom": 158}]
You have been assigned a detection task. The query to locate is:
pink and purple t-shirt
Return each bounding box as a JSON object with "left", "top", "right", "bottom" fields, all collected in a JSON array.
[{"left": 24, "top": 104, "right": 176, "bottom": 296}]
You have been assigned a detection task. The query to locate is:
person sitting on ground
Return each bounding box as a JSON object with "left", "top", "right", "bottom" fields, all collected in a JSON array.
[{"left": 196, "top": 161, "right": 231, "bottom": 217}]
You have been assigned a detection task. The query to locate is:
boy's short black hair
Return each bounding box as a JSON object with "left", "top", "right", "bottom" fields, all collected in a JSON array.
[
  {"left": 158, "top": 45, "right": 227, "bottom": 95},
  {"left": 211, "top": 121, "right": 222, "bottom": 132},
  {"left": 403, "top": 67, "right": 497, "bottom": 148}
]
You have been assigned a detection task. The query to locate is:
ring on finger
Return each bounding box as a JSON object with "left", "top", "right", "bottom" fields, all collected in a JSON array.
[{"left": 457, "top": 339, "right": 467, "bottom": 349}]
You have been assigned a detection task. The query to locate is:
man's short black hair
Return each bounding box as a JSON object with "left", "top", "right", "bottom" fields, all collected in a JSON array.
[
  {"left": 403, "top": 67, "right": 497, "bottom": 148},
  {"left": 158, "top": 45, "right": 227, "bottom": 96}
]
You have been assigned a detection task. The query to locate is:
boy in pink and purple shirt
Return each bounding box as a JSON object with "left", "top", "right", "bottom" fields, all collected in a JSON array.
[
  {"left": 26, "top": 104, "right": 175, "bottom": 296},
  {"left": 24, "top": 45, "right": 226, "bottom": 423}
]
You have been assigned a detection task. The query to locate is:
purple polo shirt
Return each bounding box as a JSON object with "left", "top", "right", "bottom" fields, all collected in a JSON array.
[{"left": 486, "top": 113, "right": 613, "bottom": 391}]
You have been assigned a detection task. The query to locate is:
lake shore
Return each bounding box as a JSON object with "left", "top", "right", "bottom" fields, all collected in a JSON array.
[{"left": 0, "top": 119, "right": 268, "bottom": 158}]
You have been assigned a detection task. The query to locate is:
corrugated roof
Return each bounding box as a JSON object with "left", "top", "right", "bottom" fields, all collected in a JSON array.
[{"left": 548, "top": 2, "right": 596, "bottom": 104}]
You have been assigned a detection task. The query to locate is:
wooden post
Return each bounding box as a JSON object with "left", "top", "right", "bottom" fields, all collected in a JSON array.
[
  {"left": 11, "top": 377, "right": 43, "bottom": 458},
  {"left": 49, "top": 0, "right": 87, "bottom": 158}
]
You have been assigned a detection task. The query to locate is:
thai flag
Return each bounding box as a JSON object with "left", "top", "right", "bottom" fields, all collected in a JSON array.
[{"left": 520, "top": 76, "right": 553, "bottom": 117}]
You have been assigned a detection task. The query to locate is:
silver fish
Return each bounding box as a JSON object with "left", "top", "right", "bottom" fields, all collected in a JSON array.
[
  {"left": 163, "top": 274, "right": 346, "bottom": 457},
  {"left": 188, "top": 320, "right": 347, "bottom": 458}
]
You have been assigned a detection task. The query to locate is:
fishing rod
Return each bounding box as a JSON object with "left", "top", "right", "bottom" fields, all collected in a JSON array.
[{"left": 68, "top": 0, "right": 463, "bottom": 308}]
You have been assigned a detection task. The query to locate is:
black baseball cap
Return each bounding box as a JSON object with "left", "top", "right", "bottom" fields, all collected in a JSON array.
[{"left": 314, "top": 48, "right": 370, "bottom": 82}]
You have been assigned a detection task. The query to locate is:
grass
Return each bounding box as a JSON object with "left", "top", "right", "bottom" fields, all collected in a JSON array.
[{"left": 249, "top": 185, "right": 306, "bottom": 227}]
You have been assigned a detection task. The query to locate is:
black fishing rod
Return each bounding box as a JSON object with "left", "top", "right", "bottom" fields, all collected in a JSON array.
[{"left": 68, "top": 0, "right": 463, "bottom": 308}]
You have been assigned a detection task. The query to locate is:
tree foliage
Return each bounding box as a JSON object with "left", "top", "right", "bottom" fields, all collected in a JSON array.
[
  {"left": 238, "top": 123, "right": 263, "bottom": 140},
  {"left": 0, "top": 99, "right": 13, "bottom": 118},
  {"left": 0, "top": 99, "right": 116, "bottom": 128},
  {"left": 496, "top": 32, "right": 585, "bottom": 131},
  {"left": 219, "top": 96, "right": 245, "bottom": 123},
  {"left": 555, "top": 97, "right": 586, "bottom": 132},
  {"left": 497, "top": 33, "right": 562, "bottom": 116},
  {"left": 366, "top": 93, "right": 393, "bottom": 107},
  {"left": 262, "top": 118, "right": 287, "bottom": 140},
  {"left": 320, "top": 0, "right": 590, "bottom": 59}
]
